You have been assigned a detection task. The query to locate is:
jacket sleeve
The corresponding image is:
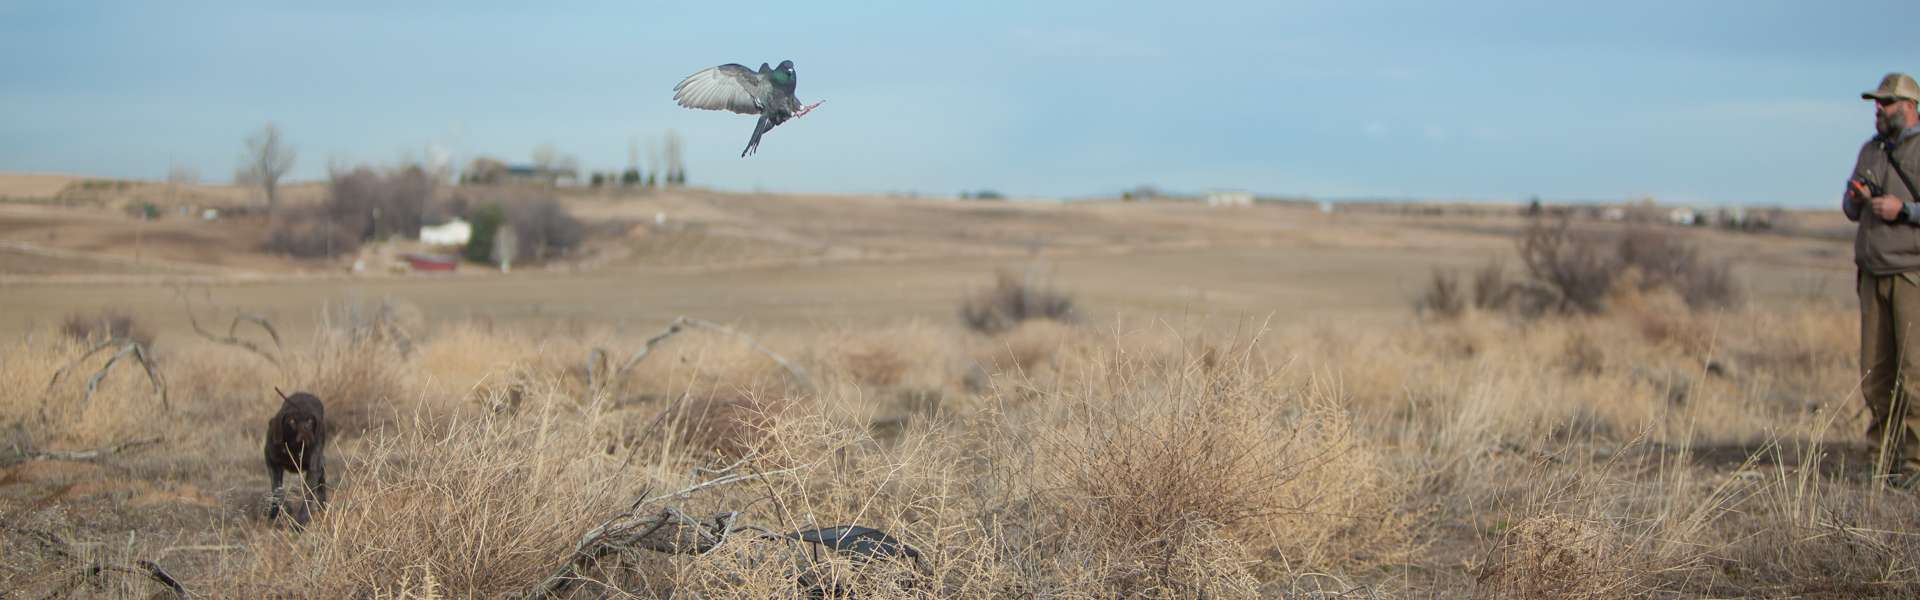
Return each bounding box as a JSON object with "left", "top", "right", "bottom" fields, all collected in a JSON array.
[{"left": 1846, "top": 139, "right": 1878, "bottom": 222}]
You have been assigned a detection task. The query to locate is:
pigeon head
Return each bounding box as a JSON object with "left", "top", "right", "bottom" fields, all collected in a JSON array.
[{"left": 770, "top": 60, "right": 796, "bottom": 87}]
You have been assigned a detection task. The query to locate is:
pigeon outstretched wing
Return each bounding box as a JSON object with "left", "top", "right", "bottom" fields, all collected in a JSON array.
[{"left": 672, "top": 64, "right": 766, "bottom": 115}]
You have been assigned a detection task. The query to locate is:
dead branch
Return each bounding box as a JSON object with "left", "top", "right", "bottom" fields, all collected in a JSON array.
[
  {"left": 180, "top": 287, "right": 283, "bottom": 367},
  {"left": 13, "top": 437, "right": 162, "bottom": 464},
  {"left": 5, "top": 525, "right": 78, "bottom": 562},
  {"left": 679, "top": 317, "right": 813, "bottom": 391},
  {"left": 523, "top": 461, "right": 808, "bottom": 599},
  {"left": 526, "top": 507, "right": 739, "bottom": 599},
  {"left": 605, "top": 319, "right": 693, "bottom": 390},
  {"left": 3, "top": 526, "right": 186, "bottom": 598},
  {"left": 594, "top": 316, "right": 813, "bottom": 401},
  {"left": 135, "top": 560, "right": 187, "bottom": 597},
  {"left": 92, "top": 561, "right": 187, "bottom": 598},
  {"left": 642, "top": 463, "right": 808, "bottom": 505},
  {"left": 45, "top": 338, "right": 122, "bottom": 390},
  {"left": 585, "top": 347, "right": 609, "bottom": 394},
  {"left": 84, "top": 341, "right": 169, "bottom": 410},
  {"left": 228, "top": 313, "right": 284, "bottom": 352},
  {"left": 44, "top": 338, "right": 169, "bottom": 421}
]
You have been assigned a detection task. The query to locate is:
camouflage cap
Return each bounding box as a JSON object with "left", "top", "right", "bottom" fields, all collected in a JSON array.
[{"left": 1863, "top": 72, "right": 1920, "bottom": 103}]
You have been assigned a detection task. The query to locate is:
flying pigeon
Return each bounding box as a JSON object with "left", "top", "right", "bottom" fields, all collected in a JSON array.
[{"left": 672, "top": 60, "right": 823, "bottom": 157}]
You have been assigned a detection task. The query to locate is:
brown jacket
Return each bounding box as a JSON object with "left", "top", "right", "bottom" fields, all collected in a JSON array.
[{"left": 1848, "top": 127, "right": 1920, "bottom": 275}]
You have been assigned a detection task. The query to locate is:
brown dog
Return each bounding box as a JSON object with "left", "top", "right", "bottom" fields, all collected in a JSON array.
[{"left": 264, "top": 387, "right": 329, "bottom": 525}]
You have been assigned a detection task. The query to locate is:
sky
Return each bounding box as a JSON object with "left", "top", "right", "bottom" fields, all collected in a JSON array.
[{"left": 1, "top": 1, "right": 1915, "bottom": 206}]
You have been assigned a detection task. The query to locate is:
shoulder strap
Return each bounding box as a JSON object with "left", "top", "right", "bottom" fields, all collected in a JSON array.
[{"left": 1888, "top": 142, "right": 1919, "bottom": 203}]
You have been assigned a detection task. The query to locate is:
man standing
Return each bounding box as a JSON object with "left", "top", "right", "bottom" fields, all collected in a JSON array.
[{"left": 1847, "top": 72, "right": 1920, "bottom": 483}]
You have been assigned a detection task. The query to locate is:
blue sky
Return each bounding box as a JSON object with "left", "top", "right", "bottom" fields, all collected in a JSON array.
[{"left": 1, "top": 1, "right": 1913, "bottom": 206}]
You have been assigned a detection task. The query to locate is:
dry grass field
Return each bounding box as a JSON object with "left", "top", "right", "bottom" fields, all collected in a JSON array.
[{"left": 1, "top": 180, "right": 1904, "bottom": 598}]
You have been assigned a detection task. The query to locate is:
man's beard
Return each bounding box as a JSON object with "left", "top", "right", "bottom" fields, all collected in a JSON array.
[{"left": 1880, "top": 109, "right": 1914, "bottom": 137}]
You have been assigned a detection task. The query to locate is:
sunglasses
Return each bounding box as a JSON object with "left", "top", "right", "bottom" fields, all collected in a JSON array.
[{"left": 1876, "top": 97, "right": 1910, "bottom": 107}]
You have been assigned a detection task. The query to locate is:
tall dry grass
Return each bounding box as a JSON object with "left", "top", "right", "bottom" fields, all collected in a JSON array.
[
  {"left": 9, "top": 289, "right": 1920, "bottom": 598},
  {"left": 212, "top": 381, "right": 642, "bottom": 597}
]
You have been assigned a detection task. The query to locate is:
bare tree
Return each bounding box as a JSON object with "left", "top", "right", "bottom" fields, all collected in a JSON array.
[
  {"left": 663, "top": 131, "right": 684, "bottom": 186},
  {"left": 646, "top": 139, "right": 663, "bottom": 187},
  {"left": 167, "top": 164, "right": 199, "bottom": 186},
  {"left": 531, "top": 144, "right": 559, "bottom": 171},
  {"left": 240, "top": 123, "right": 297, "bottom": 212},
  {"left": 165, "top": 163, "right": 197, "bottom": 211}
]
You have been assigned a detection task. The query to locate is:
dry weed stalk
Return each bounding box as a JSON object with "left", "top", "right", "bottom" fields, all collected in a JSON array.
[{"left": 178, "top": 286, "right": 285, "bottom": 367}]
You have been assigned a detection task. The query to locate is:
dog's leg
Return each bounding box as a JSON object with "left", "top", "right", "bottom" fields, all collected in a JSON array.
[{"left": 265, "top": 464, "right": 285, "bottom": 521}]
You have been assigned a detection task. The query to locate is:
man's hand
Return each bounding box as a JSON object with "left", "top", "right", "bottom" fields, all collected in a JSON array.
[
  {"left": 1852, "top": 180, "right": 1875, "bottom": 204},
  {"left": 1873, "top": 195, "right": 1905, "bottom": 221}
]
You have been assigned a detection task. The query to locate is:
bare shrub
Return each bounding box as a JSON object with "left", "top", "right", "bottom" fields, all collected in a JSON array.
[
  {"left": 325, "top": 165, "right": 433, "bottom": 242},
  {"left": 1560, "top": 331, "right": 1605, "bottom": 376},
  {"left": 1472, "top": 259, "right": 1515, "bottom": 311},
  {"left": 1613, "top": 284, "right": 1714, "bottom": 354},
  {"left": 1615, "top": 226, "right": 1740, "bottom": 310},
  {"left": 1419, "top": 261, "right": 1527, "bottom": 319},
  {"left": 664, "top": 391, "right": 791, "bottom": 460},
  {"left": 60, "top": 309, "right": 154, "bottom": 348},
  {"left": 323, "top": 299, "right": 422, "bottom": 356},
  {"left": 959, "top": 269, "right": 1077, "bottom": 335},
  {"left": 506, "top": 197, "right": 585, "bottom": 262},
  {"left": 1518, "top": 216, "right": 1617, "bottom": 315},
  {"left": 262, "top": 204, "right": 361, "bottom": 258},
  {"left": 1022, "top": 345, "right": 1411, "bottom": 593},
  {"left": 452, "top": 192, "right": 585, "bottom": 263},
  {"left": 263, "top": 165, "right": 434, "bottom": 258},
  {"left": 1511, "top": 221, "right": 1739, "bottom": 317},
  {"left": 836, "top": 342, "right": 908, "bottom": 387},
  {"left": 1678, "top": 258, "right": 1739, "bottom": 310},
  {"left": 1415, "top": 269, "right": 1466, "bottom": 319},
  {"left": 298, "top": 336, "right": 408, "bottom": 436}
]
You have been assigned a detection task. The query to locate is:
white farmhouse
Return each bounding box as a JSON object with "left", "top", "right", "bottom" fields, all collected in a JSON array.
[
  {"left": 419, "top": 218, "right": 472, "bottom": 246},
  {"left": 1206, "top": 191, "right": 1254, "bottom": 207}
]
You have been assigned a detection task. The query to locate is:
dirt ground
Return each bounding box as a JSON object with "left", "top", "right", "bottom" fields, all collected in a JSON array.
[{"left": 0, "top": 186, "right": 1854, "bottom": 343}]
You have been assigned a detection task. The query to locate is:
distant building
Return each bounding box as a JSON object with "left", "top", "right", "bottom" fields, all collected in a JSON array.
[
  {"left": 1206, "top": 191, "right": 1254, "bottom": 207},
  {"left": 461, "top": 156, "right": 577, "bottom": 186},
  {"left": 502, "top": 165, "right": 579, "bottom": 187},
  {"left": 419, "top": 218, "right": 472, "bottom": 246},
  {"left": 1667, "top": 207, "right": 1698, "bottom": 226}
]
